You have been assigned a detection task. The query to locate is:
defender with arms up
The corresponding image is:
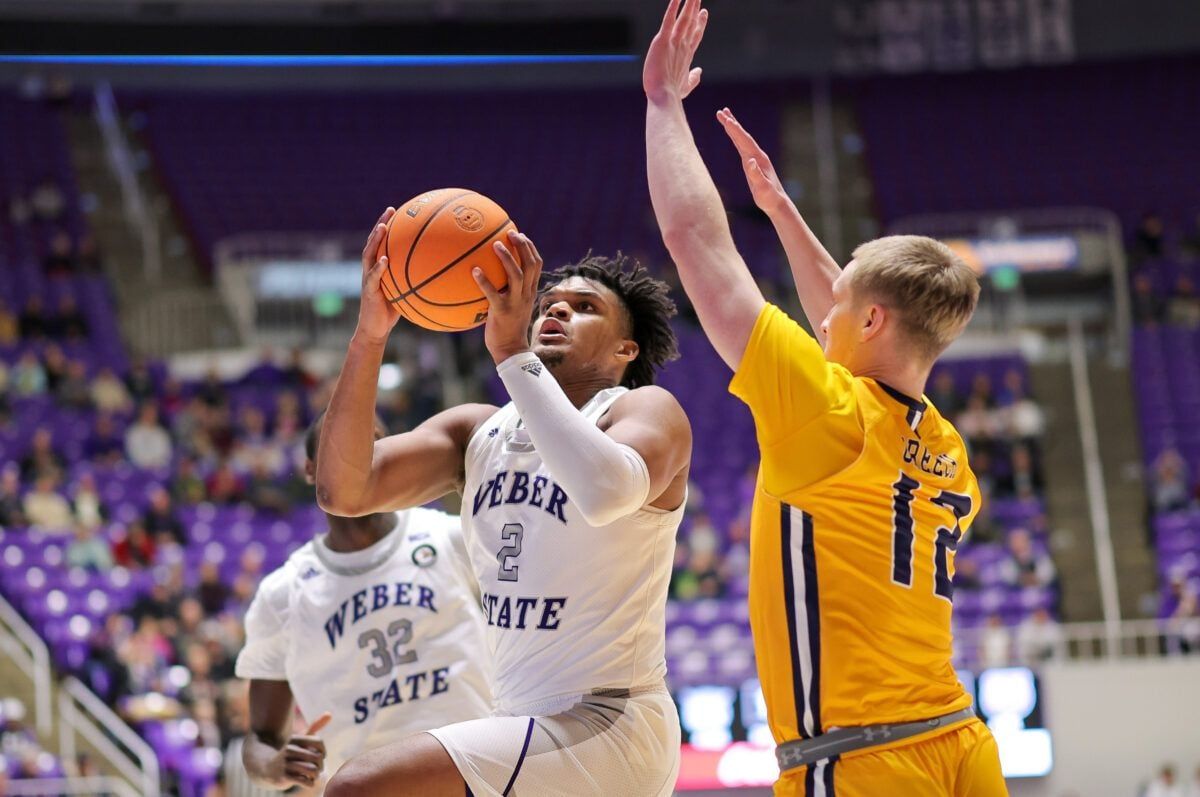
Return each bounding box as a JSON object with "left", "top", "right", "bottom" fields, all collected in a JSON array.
[
  {"left": 237, "top": 414, "right": 491, "bottom": 792},
  {"left": 319, "top": 212, "right": 691, "bottom": 797},
  {"left": 644, "top": 2, "right": 1006, "bottom": 794}
]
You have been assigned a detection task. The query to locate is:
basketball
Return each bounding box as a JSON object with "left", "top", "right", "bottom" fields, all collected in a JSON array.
[{"left": 379, "top": 188, "right": 518, "bottom": 331}]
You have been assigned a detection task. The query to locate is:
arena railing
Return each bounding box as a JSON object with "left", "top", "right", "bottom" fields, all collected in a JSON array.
[
  {"left": 3, "top": 776, "right": 141, "bottom": 797},
  {"left": 954, "top": 618, "right": 1190, "bottom": 666},
  {"left": 0, "top": 592, "right": 53, "bottom": 737},
  {"left": 57, "top": 677, "right": 161, "bottom": 797}
]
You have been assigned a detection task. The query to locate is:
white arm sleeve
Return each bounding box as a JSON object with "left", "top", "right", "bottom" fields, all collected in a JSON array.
[
  {"left": 497, "top": 351, "right": 651, "bottom": 527},
  {"left": 235, "top": 570, "right": 290, "bottom": 680}
]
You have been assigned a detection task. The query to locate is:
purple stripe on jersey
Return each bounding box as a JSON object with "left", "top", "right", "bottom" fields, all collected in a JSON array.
[{"left": 502, "top": 717, "right": 536, "bottom": 796}]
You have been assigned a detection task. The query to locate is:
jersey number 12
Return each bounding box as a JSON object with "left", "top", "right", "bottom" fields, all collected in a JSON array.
[{"left": 890, "top": 473, "right": 972, "bottom": 601}]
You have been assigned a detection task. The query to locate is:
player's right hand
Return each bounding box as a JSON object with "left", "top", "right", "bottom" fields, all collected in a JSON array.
[
  {"left": 268, "top": 712, "right": 331, "bottom": 789},
  {"left": 716, "top": 107, "right": 793, "bottom": 217},
  {"left": 357, "top": 207, "right": 403, "bottom": 344}
]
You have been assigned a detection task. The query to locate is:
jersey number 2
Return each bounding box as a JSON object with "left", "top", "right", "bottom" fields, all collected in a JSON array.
[
  {"left": 890, "top": 473, "right": 972, "bottom": 601},
  {"left": 496, "top": 523, "right": 524, "bottom": 582}
]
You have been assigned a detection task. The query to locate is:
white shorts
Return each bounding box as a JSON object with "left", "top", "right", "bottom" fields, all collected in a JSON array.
[{"left": 428, "top": 686, "right": 680, "bottom": 797}]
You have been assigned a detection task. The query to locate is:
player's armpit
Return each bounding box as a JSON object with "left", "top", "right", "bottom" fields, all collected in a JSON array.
[
  {"left": 317, "top": 403, "right": 495, "bottom": 517},
  {"left": 601, "top": 385, "right": 693, "bottom": 511}
]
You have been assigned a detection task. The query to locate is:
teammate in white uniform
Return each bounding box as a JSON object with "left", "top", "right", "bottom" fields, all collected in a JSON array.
[
  {"left": 316, "top": 211, "right": 692, "bottom": 796},
  {"left": 236, "top": 414, "right": 492, "bottom": 791}
]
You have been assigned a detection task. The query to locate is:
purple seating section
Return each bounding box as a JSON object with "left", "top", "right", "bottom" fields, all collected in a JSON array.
[
  {"left": 849, "top": 56, "right": 1200, "bottom": 228},
  {"left": 132, "top": 85, "right": 787, "bottom": 278},
  {"left": 1132, "top": 326, "right": 1200, "bottom": 591}
]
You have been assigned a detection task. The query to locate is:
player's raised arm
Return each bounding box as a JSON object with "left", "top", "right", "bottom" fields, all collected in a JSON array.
[
  {"left": 716, "top": 107, "right": 842, "bottom": 344},
  {"left": 644, "top": 0, "right": 765, "bottom": 371},
  {"left": 474, "top": 232, "right": 692, "bottom": 526},
  {"left": 315, "top": 208, "right": 493, "bottom": 516}
]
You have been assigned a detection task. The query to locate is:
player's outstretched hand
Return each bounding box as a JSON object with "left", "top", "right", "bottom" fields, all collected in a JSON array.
[
  {"left": 644, "top": 0, "right": 708, "bottom": 105},
  {"left": 357, "top": 207, "right": 403, "bottom": 344},
  {"left": 473, "top": 230, "right": 544, "bottom": 365},
  {"left": 717, "top": 107, "right": 792, "bottom": 217},
  {"left": 268, "top": 712, "right": 331, "bottom": 789}
]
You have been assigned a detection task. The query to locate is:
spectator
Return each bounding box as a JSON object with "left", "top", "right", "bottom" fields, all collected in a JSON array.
[
  {"left": 90, "top": 367, "right": 133, "bottom": 414},
  {"left": 1146, "top": 764, "right": 1184, "bottom": 797},
  {"left": 56, "top": 359, "right": 92, "bottom": 409},
  {"left": 132, "top": 576, "right": 183, "bottom": 623},
  {"left": 197, "top": 366, "right": 228, "bottom": 409},
  {"left": 206, "top": 459, "right": 244, "bottom": 505},
  {"left": 1152, "top": 448, "right": 1192, "bottom": 513},
  {"left": 196, "top": 561, "right": 230, "bottom": 616},
  {"left": 998, "top": 443, "right": 1044, "bottom": 500},
  {"left": 171, "top": 455, "right": 207, "bottom": 505},
  {"left": 144, "top": 486, "right": 186, "bottom": 545},
  {"left": 12, "top": 351, "right": 47, "bottom": 396},
  {"left": 928, "top": 370, "right": 962, "bottom": 416},
  {"left": 231, "top": 406, "right": 283, "bottom": 475},
  {"left": 1006, "top": 391, "right": 1046, "bottom": 446},
  {"left": 51, "top": 296, "right": 88, "bottom": 340},
  {"left": 125, "top": 402, "right": 172, "bottom": 469},
  {"left": 968, "top": 372, "right": 995, "bottom": 408},
  {"left": 23, "top": 474, "right": 73, "bottom": 530},
  {"left": 0, "top": 299, "right": 19, "bottom": 345},
  {"left": 1167, "top": 276, "right": 1200, "bottom": 328},
  {"left": 42, "top": 343, "right": 68, "bottom": 393},
  {"left": 1130, "top": 213, "right": 1166, "bottom": 262},
  {"left": 999, "top": 528, "right": 1057, "bottom": 589},
  {"left": 240, "top": 347, "right": 285, "bottom": 385},
  {"left": 112, "top": 520, "right": 156, "bottom": 569},
  {"left": 70, "top": 473, "right": 106, "bottom": 529},
  {"left": 20, "top": 427, "right": 64, "bottom": 482},
  {"left": 159, "top": 375, "right": 186, "bottom": 419},
  {"left": 692, "top": 549, "right": 726, "bottom": 599},
  {"left": 18, "top": 296, "right": 48, "bottom": 339},
  {"left": 687, "top": 512, "right": 720, "bottom": 558},
  {"left": 669, "top": 540, "right": 697, "bottom": 600},
  {"left": 1160, "top": 572, "right": 1200, "bottom": 655},
  {"left": 245, "top": 456, "right": 290, "bottom": 513},
  {"left": 953, "top": 558, "right": 982, "bottom": 590},
  {"left": 7, "top": 191, "right": 32, "bottom": 225},
  {"left": 0, "top": 465, "right": 26, "bottom": 527},
  {"left": 978, "top": 614, "right": 1012, "bottom": 668},
  {"left": 283, "top": 347, "right": 317, "bottom": 388},
  {"left": 67, "top": 522, "right": 114, "bottom": 572},
  {"left": 84, "top": 412, "right": 125, "bottom": 465},
  {"left": 30, "top": 178, "right": 65, "bottom": 221},
  {"left": 1132, "top": 272, "right": 1166, "bottom": 325},
  {"left": 124, "top": 358, "right": 157, "bottom": 404},
  {"left": 43, "top": 229, "right": 76, "bottom": 275},
  {"left": 1015, "top": 607, "right": 1063, "bottom": 663},
  {"left": 956, "top": 395, "right": 999, "bottom": 455}
]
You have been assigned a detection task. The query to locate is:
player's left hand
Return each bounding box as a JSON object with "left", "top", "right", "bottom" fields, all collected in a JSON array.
[
  {"left": 643, "top": 0, "right": 708, "bottom": 105},
  {"left": 474, "top": 230, "right": 544, "bottom": 365}
]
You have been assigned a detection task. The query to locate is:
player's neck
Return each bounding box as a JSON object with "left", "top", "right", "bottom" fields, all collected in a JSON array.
[
  {"left": 323, "top": 511, "right": 398, "bottom": 553},
  {"left": 853, "top": 358, "right": 930, "bottom": 404}
]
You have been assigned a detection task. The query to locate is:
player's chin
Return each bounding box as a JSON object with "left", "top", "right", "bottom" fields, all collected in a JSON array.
[{"left": 531, "top": 339, "right": 570, "bottom": 358}]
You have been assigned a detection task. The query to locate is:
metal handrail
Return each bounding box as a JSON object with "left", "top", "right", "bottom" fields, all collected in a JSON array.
[
  {"left": 59, "top": 678, "right": 160, "bottom": 797},
  {"left": 3, "top": 777, "right": 141, "bottom": 797},
  {"left": 0, "top": 592, "right": 53, "bottom": 736}
]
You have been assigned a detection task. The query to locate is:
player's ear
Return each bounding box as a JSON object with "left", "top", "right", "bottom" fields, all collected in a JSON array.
[
  {"left": 304, "top": 458, "right": 316, "bottom": 486},
  {"left": 860, "top": 303, "right": 887, "bottom": 343},
  {"left": 615, "top": 338, "right": 639, "bottom": 363}
]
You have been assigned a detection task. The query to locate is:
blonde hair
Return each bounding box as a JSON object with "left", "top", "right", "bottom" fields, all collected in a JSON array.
[{"left": 849, "top": 235, "right": 980, "bottom": 360}]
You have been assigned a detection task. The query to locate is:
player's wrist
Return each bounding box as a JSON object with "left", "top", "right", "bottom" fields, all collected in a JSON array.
[
  {"left": 492, "top": 345, "right": 534, "bottom": 367},
  {"left": 350, "top": 326, "right": 390, "bottom": 350}
]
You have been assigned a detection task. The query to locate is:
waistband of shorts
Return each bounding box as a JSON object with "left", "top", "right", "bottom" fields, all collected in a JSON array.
[{"left": 499, "top": 682, "right": 669, "bottom": 717}]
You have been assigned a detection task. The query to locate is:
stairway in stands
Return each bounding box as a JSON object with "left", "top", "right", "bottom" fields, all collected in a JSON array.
[{"left": 64, "top": 100, "right": 237, "bottom": 356}]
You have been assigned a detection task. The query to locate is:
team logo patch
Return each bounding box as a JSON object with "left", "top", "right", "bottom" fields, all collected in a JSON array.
[
  {"left": 411, "top": 544, "right": 437, "bottom": 568},
  {"left": 521, "top": 362, "right": 543, "bottom": 378},
  {"left": 452, "top": 204, "right": 485, "bottom": 232},
  {"left": 487, "top": 427, "right": 500, "bottom": 438}
]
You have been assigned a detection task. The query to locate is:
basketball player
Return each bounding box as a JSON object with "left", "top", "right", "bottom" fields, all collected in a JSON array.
[
  {"left": 315, "top": 212, "right": 691, "bottom": 796},
  {"left": 644, "top": 1, "right": 1006, "bottom": 795},
  {"left": 236, "top": 413, "right": 492, "bottom": 791}
]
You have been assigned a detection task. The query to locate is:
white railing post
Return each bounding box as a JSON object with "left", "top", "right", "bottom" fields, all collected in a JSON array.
[
  {"left": 1067, "top": 317, "right": 1123, "bottom": 655},
  {"left": 61, "top": 677, "right": 161, "bottom": 797},
  {"left": 0, "top": 592, "right": 53, "bottom": 736}
]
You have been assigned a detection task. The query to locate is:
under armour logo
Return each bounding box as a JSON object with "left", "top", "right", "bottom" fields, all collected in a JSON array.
[
  {"left": 521, "top": 362, "right": 543, "bottom": 378},
  {"left": 862, "top": 727, "right": 892, "bottom": 743}
]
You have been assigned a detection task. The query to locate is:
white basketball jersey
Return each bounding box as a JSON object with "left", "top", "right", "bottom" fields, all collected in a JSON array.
[
  {"left": 236, "top": 508, "right": 492, "bottom": 778},
  {"left": 461, "top": 387, "right": 683, "bottom": 714}
]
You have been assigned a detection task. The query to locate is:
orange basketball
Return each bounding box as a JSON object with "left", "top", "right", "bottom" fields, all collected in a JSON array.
[{"left": 379, "top": 188, "right": 517, "bottom": 331}]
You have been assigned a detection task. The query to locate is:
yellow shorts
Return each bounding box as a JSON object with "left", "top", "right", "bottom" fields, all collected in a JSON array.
[{"left": 775, "top": 718, "right": 1007, "bottom": 797}]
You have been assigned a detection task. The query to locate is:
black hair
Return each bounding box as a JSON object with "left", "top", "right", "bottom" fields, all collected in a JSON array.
[{"left": 541, "top": 254, "right": 679, "bottom": 389}]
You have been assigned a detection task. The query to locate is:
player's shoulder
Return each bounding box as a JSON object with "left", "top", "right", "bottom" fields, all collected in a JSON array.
[
  {"left": 249, "top": 545, "right": 312, "bottom": 614},
  {"left": 610, "top": 384, "right": 689, "bottom": 422}
]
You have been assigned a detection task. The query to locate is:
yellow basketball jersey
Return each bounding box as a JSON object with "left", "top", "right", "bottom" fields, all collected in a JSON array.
[{"left": 729, "top": 305, "right": 981, "bottom": 790}]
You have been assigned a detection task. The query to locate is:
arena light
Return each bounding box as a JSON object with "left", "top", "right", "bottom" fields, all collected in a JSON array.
[{"left": 0, "top": 54, "right": 636, "bottom": 67}]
